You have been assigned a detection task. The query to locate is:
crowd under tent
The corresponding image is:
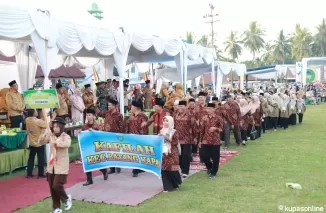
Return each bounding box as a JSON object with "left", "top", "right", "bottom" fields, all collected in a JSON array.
[
  {"left": 157, "top": 59, "right": 246, "bottom": 97},
  {"left": 245, "top": 65, "right": 296, "bottom": 82},
  {"left": 0, "top": 5, "right": 216, "bottom": 115}
]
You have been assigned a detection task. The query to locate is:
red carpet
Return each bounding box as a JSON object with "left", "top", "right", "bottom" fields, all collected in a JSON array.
[
  {"left": 1, "top": 151, "right": 239, "bottom": 213},
  {"left": 190, "top": 150, "right": 239, "bottom": 170},
  {"left": 0, "top": 163, "right": 100, "bottom": 213}
]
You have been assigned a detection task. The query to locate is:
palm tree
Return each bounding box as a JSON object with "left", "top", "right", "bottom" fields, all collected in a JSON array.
[
  {"left": 224, "top": 31, "right": 242, "bottom": 62},
  {"left": 260, "top": 41, "right": 274, "bottom": 66},
  {"left": 313, "top": 18, "right": 326, "bottom": 56},
  {"left": 186, "top": 32, "right": 196, "bottom": 44},
  {"left": 290, "top": 24, "right": 312, "bottom": 61},
  {"left": 271, "top": 30, "right": 291, "bottom": 64},
  {"left": 242, "top": 21, "right": 265, "bottom": 60},
  {"left": 197, "top": 35, "right": 209, "bottom": 47}
]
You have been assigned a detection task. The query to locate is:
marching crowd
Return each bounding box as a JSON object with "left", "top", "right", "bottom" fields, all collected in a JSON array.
[{"left": 0, "top": 79, "right": 307, "bottom": 213}]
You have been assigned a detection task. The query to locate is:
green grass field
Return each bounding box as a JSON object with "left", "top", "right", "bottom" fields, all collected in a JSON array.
[{"left": 15, "top": 105, "right": 326, "bottom": 213}]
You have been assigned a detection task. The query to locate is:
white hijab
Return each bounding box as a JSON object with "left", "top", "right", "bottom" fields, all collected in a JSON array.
[
  {"left": 250, "top": 95, "right": 260, "bottom": 114},
  {"left": 239, "top": 98, "right": 251, "bottom": 116},
  {"left": 160, "top": 116, "right": 176, "bottom": 155}
]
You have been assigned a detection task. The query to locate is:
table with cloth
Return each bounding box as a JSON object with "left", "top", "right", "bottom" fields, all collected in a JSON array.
[
  {"left": 0, "top": 131, "right": 27, "bottom": 149},
  {"left": 0, "top": 131, "right": 29, "bottom": 174}
]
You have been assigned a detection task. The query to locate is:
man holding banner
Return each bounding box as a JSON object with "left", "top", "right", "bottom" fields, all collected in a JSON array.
[
  {"left": 124, "top": 100, "right": 149, "bottom": 177},
  {"left": 97, "top": 99, "right": 124, "bottom": 174},
  {"left": 81, "top": 109, "right": 108, "bottom": 186}
]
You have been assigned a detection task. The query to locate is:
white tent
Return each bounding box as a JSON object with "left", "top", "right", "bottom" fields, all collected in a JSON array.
[
  {"left": 0, "top": 5, "right": 216, "bottom": 114},
  {"left": 157, "top": 60, "right": 246, "bottom": 97},
  {"left": 245, "top": 65, "right": 296, "bottom": 81}
]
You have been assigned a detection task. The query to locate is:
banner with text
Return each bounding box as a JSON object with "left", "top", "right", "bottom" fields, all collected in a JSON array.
[
  {"left": 23, "top": 89, "right": 59, "bottom": 109},
  {"left": 78, "top": 131, "right": 164, "bottom": 177}
]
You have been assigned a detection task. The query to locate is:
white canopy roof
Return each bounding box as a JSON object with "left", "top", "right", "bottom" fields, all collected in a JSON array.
[
  {"left": 245, "top": 65, "right": 296, "bottom": 80},
  {"left": 0, "top": 4, "right": 216, "bottom": 112}
]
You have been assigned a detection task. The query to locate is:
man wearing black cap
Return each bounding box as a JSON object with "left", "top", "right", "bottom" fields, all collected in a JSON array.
[
  {"left": 223, "top": 95, "right": 242, "bottom": 148},
  {"left": 143, "top": 80, "right": 153, "bottom": 109},
  {"left": 143, "top": 98, "right": 167, "bottom": 135},
  {"left": 193, "top": 91, "right": 207, "bottom": 156},
  {"left": 97, "top": 98, "right": 124, "bottom": 174},
  {"left": 173, "top": 100, "right": 195, "bottom": 178},
  {"left": 81, "top": 108, "right": 108, "bottom": 186},
  {"left": 6, "top": 80, "right": 25, "bottom": 128},
  {"left": 82, "top": 84, "right": 95, "bottom": 122},
  {"left": 125, "top": 100, "right": 148, "bottom": 177},
  {"left": 199, "top": 103, "right": 224, "bottom": 179},
  {"left": 96, "top": 81, "right": 109, "bottom": 112},
  {"left": 55, "top": 83, "right": 70, "bottom": 119}
]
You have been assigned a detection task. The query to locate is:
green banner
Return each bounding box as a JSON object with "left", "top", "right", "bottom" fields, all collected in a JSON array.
[{"left": 23, "top": 89, "right": 59, "bottom": 109}]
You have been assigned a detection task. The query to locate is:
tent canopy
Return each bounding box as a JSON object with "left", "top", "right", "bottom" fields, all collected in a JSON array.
[
  {"left": 35, "top": 64, "right": 85, "bottom": 79},
  {"left": 245, "top": 65, "right": 296, "bottom": 80}
]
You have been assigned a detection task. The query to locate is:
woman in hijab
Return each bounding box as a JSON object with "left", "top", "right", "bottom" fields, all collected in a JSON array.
[
  {"left": 296, "top": 92, "right": 306, "bottom": 124},
  {"left": 239, "top": 99, "right": 251, "bottom": 145},
  {"left": 250, "top": 95, "right": 263, "bottom": 138},
  {"left": 279, "top": 93, "right": 290, "bottom": 129},
  {"left": 159, "top": 115, "right": 182, "bottom": 192},
  {"left": 41, "top": 117, "right": 72, "bottom": 213},
  {"left": 289, "top": 93, "right": 297, "bottom": 125},
  {"left": 70, "top": 88, "right": 85, "bottom": 123},
  {"left": 270, "top": 94, "right": 280, "bottom": 131}
]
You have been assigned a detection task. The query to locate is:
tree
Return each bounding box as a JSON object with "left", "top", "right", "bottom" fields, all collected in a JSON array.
[
  {"left": 290, "top": 24, "right": 312, "bottom": 61},
  {"left": 261, "top": 41, "right": 274, "bottom": 65},
  {"left": 224, "top": 31, "right": 242, "bottom": 62},
  {"left": 185, "top": 32, "right": 196, "bottom": 44},
  {"left": 312, "top": 18, "right": 326, "bottom": 56},
  {"left": 242, "top": 21, "right": 265, "bottom": 60},
  {"left": 271, "top": 30, "right": 291, "bottom": 64},
  {"left": 197, "top": 35, "right": 209, "bottom": 47}
]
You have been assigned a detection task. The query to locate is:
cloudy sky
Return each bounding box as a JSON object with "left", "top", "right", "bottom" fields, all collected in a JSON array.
[{"left": 2, "top": 0, "right": 325, "bottom": 60}]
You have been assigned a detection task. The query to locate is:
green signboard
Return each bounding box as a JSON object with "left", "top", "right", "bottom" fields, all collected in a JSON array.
[
  {"left": 306, "top": 68, "right": 317, "bottom": 83},
  {"left": 23, "top": 89, "right": 59, "bottom": 109}
]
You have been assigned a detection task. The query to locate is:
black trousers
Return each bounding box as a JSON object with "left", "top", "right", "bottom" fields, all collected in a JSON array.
[
  {"left": 265, "top": 116, "right": 271, "bottom": 129},
  {"left": 240, "top": 129, "right": 247, "bottom": 141},
  {"left": 280, "top": 117, "right": 288, "bottom": 129},
  {"left": 298, "top": 113, "right": 304, "bottom": 123},
  {"left": 271, "top": 117, "right": 278, "bottom": 129},
  {"left": 179, "top": 144, "right": 192, "bottom": 175},
  {"left": 132, "top": 169, "right": 144, "bottom": 174},
  {"left": 262, "top": 121, "right": 266, "bottom": 133},
  {"left": 27, "top": 145, "right": 45, "bottom": 176},
  {"left": 256, "top": 125, "right": 262, "bottom": 138},
  {"left": 289, "top": 114, "right": 297, "bottom": 125},
  {"left": 10, "top": 115, "right": 23, "bottom": 128},
  {"left": 86, "top": 169, "right": 107, "bottom": 181},
  {"left": 201, "top": 144, "right": 220, "bottom": 176}
]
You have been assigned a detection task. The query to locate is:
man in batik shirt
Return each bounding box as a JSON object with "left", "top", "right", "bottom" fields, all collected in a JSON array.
[
  {"left": 144, "top": 98, "right": 167, "bottom": 135},
  {"left": 199, "top": 103, "right": 224, "bottom": 179},
  {"left": 223, "top": 95, "right": 242, "bottom": 148},
  {"left": 173, "top": 100, "right": 196, "bottom": 178},
  {"left": 81, "top": 109, "right": 108, "bottom": 186},
  {"left": 97, "top": 99, "right": 124, "bottom": 174},
  {"left": 195, "top": 92, "right": 207, "bottom": 159},
  {"left": 125, "top": 100, "right": 148, "bottom": 177}
]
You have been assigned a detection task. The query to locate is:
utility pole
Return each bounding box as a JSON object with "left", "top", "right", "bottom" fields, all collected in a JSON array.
[{"left": 203, "top": 3, "right": 219, "bottom": 49}]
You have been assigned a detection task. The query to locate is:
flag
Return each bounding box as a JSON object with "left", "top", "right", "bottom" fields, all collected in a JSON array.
[
  {"left": 201, "top": 74, "right": 205, "bottom": 88},
  {"left": 69, "top": 79, "right": 75, "bottom": 85},
  {"left": 143, "top": 72, "right": 148, "bottom": 81},
  {"left": 92, "top": 66, "right": 100, "bottom": 81}
]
